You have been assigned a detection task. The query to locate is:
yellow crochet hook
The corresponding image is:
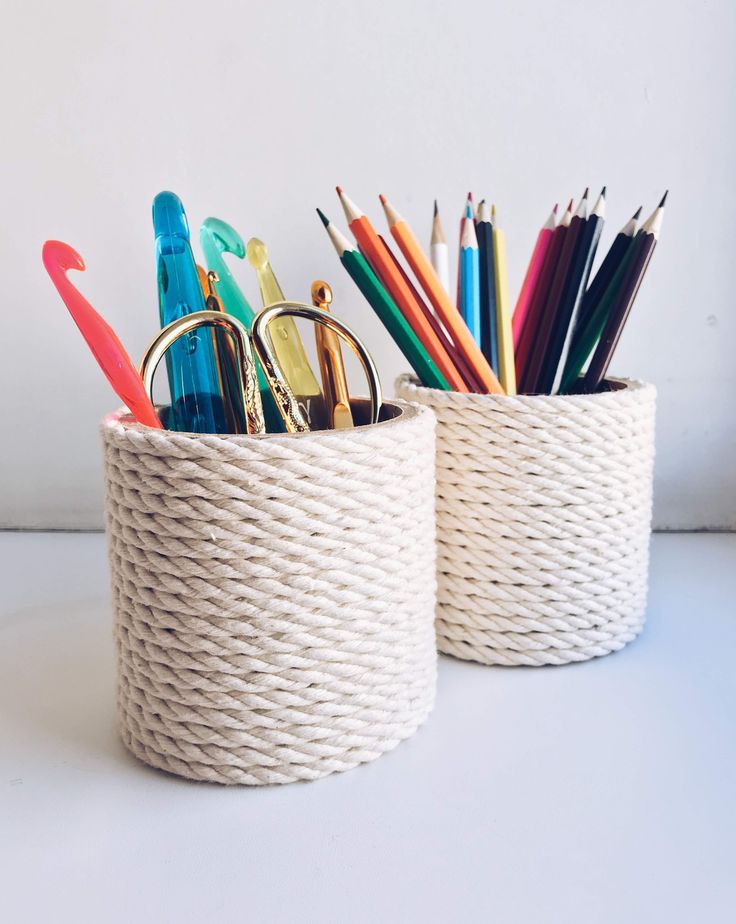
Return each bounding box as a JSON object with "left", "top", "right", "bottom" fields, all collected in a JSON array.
[{"left": 246, "top": 238, "right": 328, "bottom": 429}]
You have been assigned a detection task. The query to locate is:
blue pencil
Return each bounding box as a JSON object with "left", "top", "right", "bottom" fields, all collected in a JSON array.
[{"left": 459, "top": 206, "right": 481, "bottom": 344}]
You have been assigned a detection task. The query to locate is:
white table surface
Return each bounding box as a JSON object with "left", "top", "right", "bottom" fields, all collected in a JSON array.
[{"left": 1, "top": 532, "right": 734, "bottom": 922}]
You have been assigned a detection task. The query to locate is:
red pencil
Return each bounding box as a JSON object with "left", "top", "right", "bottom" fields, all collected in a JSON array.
[
  {"left": 520, "top": 191, "right": 588, "bottom": 394},
  {"left": 512, "top": 205, "right": 557, "bottom": 350},
  {"left": 515, "top": 199, "right": 573, "bottom": 384}
]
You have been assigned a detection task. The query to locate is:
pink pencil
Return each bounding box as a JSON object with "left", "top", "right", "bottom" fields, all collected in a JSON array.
[{"left": 512, "top": 204, "right": 558, "bottom": 349}]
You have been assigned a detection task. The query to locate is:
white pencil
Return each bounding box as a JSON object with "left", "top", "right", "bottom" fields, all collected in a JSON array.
[{"left": 430, "top": 200, "right": 450, "bottom": 295}]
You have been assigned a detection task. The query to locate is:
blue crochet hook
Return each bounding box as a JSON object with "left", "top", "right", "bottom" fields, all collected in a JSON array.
[{"left": 153, "top": 192, "right": 227, "bottom": 432}]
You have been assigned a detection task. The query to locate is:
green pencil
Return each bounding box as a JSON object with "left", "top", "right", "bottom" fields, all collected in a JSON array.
[{"left": 317, "top": 209, "right": 450, "bottom": 391}]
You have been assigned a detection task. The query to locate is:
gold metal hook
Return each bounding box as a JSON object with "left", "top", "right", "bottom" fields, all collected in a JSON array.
[{"left": 139, "top": 310, "right": 265, "bottom": 434}]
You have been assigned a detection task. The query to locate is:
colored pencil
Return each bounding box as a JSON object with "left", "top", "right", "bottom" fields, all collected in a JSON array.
[
  {"left": 515, "top": 200, "right": 572, "bottom": 388},
  {"left": 379, "top": 194, "right": 503, "bottom": 394},
  {"left": 317, "top": 208, "right": 450, "bottom": 391},
  {"left": 491, "top": 205, "right": 516, "bottom": 395},
  {"left": 569, "top": 206, "right": 642, "bottom": 349},
  {"left": 559, "top": 231, "right": 640, "bottom": 393},
  {"left": 521, "top": 192, "right": 588, "bottom": 394},
  {"left": 430, "top": 200, "right": 450, "bottom": 295},
  {"left": 541, "top": 187, "right": 606, "bottom": 394},
  {"left": 457, "top": 193, "right": 472, "bottom": 310},
  {"left": 512, "top": 205, "right": 557, "bottom": 350},
  {"left": 475, "top": 200, "right": 499, "bottom": 373},
  {"left": 378, "top": 231, "right": 483, "bottom": 391},
  {"left": 337, "top": 186, "right": 468, "bottom": 391},
  {"left": 581, "top": 193, "right": 666, "bottom": 391},
  {"left": 459, "top": 211, "right": 481, "bottom": 345}
]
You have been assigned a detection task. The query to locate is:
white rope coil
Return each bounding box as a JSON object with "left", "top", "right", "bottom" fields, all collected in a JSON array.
[
  {"left": 101, "top": 400, "right": 438, "bottom": 784},
  {"left": 396, "top": 376, "right": 656, "bottom": 667}
]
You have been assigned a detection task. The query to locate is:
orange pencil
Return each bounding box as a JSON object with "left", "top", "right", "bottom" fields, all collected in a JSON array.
[
  {"left": 378, "top": 233, "right": 483, "bottom": 392},
  {"left": 337, "top": 187, "right": 469, "bottom": 392},
  {"left": 379, "top": 194, "right": 505, "bottom": 395}
]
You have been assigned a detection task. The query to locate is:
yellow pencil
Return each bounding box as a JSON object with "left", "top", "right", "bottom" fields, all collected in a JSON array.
[{"left": 492, "top": 205, "right": 517, "bottom": 395}]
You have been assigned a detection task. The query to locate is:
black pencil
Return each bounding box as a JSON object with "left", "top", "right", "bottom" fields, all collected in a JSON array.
[
  {"left": 540, "top": 187, "right": 606, "bottom": 394},
  {"left": 570, "top": 205, "right": 641, "bottom": 352},
  {"left": 521, "top": 190, "right": 588, "bottom": 394},
  {"left": 475, "top": 200, "right": 499, "bottom": 373},
  {"left": 582, "top": 193, "right": 666, "bottom": 391}
]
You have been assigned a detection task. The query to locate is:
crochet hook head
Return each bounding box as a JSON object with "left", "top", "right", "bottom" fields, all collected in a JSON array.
[
  {"left": 42, "top": 240, "right": 162, "bottom": 428},
  {"left": 200, "top": 217, "right": 246, "bottom": 260}
]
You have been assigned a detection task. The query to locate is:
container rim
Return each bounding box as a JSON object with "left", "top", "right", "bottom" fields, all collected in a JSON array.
[
  {"left": 396, "top": 375, "right": 655, "bottom": 406},
  {"left": 102, "top": 396, "right": 429, "bottom": 442}
]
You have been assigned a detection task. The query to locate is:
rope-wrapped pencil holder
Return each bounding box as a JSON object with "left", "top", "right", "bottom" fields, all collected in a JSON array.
[
  {"left": 101, "top": 399, "right": 437, "bottom": 784},
  {"left": 396, "top": 376, "right": 656, "bottom": 667}
]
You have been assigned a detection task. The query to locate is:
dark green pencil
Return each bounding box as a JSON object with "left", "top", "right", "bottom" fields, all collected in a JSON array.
[{"left": 317, "top": 208, "right": 450, "bottom": 390}]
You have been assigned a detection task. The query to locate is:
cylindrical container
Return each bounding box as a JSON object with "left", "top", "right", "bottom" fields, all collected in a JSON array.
[
  {"left": 396, "top": 376, "right": 656, "bottom": 667},
  {"left": 101, "top": 399, "right": 437, "bottom": 784}
]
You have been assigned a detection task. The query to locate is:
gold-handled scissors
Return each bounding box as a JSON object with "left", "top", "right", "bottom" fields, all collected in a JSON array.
[{"left": 139, "top": 302, "right": 382, "bottom": 434}]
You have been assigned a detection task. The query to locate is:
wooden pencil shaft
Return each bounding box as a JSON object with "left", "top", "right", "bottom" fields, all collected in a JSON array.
[
  {"left": 571, "top": 232, "right": 631, "bottom": 345},
  {"left": 347, "top": 211, "right": 468, "bottom": 392},
  {"left": 539, "top": 215, "right": 603, "bottom": 394},
  {"left": 582, "top": 236, "right": 656, "bottom": 390},
  {"left": 386, "top": 207, "right": 503, "bottom": 394},
  {"left": 380, "top": 235, "right": 482, "bottom": 391},
  {"left": 512, "top": 227, "right": 552, "bottom": 350},
  {"left": 559, "top": 235, "right": 640, "bottom": 393},
  {"left": 459, "top": 243, "right": 481, "bottom": 345},
  {"left": 476, "top": 221, "right": 499, "bottom": 372},
  {"left": 492, "top": 225, "right": 516, "bottom": 395},
  {"left": 431, "top": 242, "right": 450, "bottom": 292},
  {"left": 521, "top": 215, "right": 585, "bottom": 393},
  {"left": 341, "top": 249, "right": 451, "bottom": 391},
  {"left": 515, "top": 222, "right": 568, "bottom": 384}
]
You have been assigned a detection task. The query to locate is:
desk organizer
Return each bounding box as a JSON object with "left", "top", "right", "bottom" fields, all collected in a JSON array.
[
  {"left": 396, "top": 376, "right": 656, "bottom": 667},
  {"left": 101, "top": 399, "right": 437, "bottom": 784}
]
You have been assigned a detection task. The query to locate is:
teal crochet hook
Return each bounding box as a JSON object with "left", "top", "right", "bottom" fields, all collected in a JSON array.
[
  {"left": 200, "top": 217, "right": 284, "bottom": 432},
  {"left": 153, "top": 192, "right": 227, "bottom": 432}
]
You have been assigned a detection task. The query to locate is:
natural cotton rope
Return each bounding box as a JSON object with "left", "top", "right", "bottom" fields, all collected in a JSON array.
[
  {"left": 396, "top": 377, "right": 656, "bottom": 667},
  {"left": 101, "top": 400, "right": 437, "bottom": 784}
]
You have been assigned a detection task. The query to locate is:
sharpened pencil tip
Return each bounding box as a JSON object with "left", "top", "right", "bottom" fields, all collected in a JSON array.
[
  {"left": 434, "top": 199, "right": 438, "bottom": 216},
  {"left": 465, "top": 204, "right": 473, "bottom": 219},
  {"left": 553, "top": 203, "right": 559, "bottom": 213},
  {"left": 336, "top": 185, "right": 343, "bottom": 196},
  {"left": 600, "top": 186, "right": 607, "bottom": 197},
  {"left": 316, "top": 208, "right": 329, "bottom": 228},
  {"left": 379, "top": 193, "right": 387, "bottom": 205},
  {"left": 567, "top": 199, "right": 574, "bottom": 211},
  {"left": 659, "top": 190, "right": 669, "bottom": 207},
  {"left": 467, "top": 191, "right": 473, "bottom": 202},
  {"left": 632, "top": 206, "right": 643, "bottom": 220},
  {"left": 583, "top": 187, "right": 589, "bottom": 199}
]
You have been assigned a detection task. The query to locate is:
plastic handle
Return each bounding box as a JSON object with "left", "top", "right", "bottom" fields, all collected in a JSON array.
[{"left": 42, "top": 240, "right": 162, "bottom": 428}]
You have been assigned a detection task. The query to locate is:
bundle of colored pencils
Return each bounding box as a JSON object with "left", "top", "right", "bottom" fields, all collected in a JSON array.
[{"left": 317, "top": 187, "right": 666, "bottom": 396}]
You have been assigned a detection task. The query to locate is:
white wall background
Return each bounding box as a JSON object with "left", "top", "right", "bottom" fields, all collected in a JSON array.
[{"left": 1, "top": 0, "right": 733, "bottom": 529}]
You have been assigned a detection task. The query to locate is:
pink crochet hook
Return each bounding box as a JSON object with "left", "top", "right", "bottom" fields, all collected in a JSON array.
[{"left": 42, "top": 240, "right": 162, "bottom": 428}]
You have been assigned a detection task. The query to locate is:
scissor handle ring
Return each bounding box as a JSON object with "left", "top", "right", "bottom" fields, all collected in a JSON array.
[
  {"left": 252, "top": 301, "right": 383, "bottom": 428},
  {"left": 139, "top": 310, "right": 265, "bottom": 434}
]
